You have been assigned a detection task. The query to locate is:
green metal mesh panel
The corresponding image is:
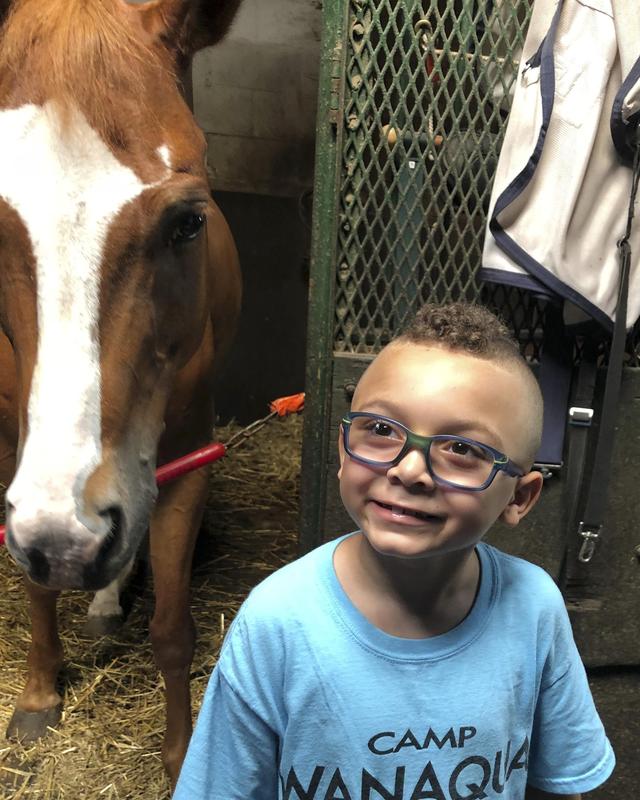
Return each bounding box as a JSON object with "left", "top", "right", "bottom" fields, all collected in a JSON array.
[{"left": 334, "top": 0, "right": 534, "bottom": 354}]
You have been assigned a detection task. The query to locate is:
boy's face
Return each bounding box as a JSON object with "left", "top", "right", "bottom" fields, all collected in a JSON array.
[{"left": 338, "top": 342, "right": 542, "bottom": 561}]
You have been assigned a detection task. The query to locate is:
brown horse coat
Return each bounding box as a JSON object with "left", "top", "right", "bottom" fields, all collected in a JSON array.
[{"left": 0, "top": 0, "right": 241, "bottom": 783}]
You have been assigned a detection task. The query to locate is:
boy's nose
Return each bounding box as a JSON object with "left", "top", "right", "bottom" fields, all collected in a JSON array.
[{"left": 386, "top": 448, "right": 435, "bottom": 489}]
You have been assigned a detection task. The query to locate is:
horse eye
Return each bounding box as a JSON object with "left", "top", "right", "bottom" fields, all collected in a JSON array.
[{"left": 168, "top": 213, "right": 205, "bottom": 246}]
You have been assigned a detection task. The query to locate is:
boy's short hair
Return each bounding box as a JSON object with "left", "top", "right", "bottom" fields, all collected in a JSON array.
[
  {"left": 396, "top": 302, "right": 543, "bottom": 466},
  {"left": 399, "top": 302, "right": 520, "bottom": 359}
]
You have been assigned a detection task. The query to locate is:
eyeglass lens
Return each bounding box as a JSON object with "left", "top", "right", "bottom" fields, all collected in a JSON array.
[{"left": 346, "top": 416, "right": 496, "bottom": 488}]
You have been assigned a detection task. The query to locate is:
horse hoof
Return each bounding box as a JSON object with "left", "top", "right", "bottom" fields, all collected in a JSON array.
[
  {"left": 81, "top": 614, "right": 124, "bottom": 638},
  {"left": 6, "top": 704, "right": 62, "bottom": 742}
]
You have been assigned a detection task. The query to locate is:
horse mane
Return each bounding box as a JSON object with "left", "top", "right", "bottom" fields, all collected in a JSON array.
[{"left": 0, "top": 0, "right": 174, "bottom": 139}]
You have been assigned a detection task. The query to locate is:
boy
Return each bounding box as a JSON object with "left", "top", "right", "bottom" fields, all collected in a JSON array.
[{"left": 174, "top": 303, "right": 614, "bottom": 799}]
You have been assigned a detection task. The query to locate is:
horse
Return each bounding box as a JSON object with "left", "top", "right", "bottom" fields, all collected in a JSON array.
[{"left": 0, "top": 0, "right": 242, "bottom": 783}]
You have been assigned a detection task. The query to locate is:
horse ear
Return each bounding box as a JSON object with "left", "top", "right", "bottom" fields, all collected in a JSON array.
[{"left": 125, "top": 0, "right": 242, "bottom": 66}]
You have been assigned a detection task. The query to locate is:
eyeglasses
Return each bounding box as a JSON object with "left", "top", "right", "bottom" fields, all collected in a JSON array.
[{"left": 341, "top": 412, "right": 524, "bottom": 491}]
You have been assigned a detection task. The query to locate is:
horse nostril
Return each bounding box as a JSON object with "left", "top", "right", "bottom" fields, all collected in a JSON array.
[
  {"left": 82, "top": 506, "right": 125, "bottom": 590},
  {"left": 99, "top": 505, "right": 117, "bottom": 522},
  {"left": 98, "top": 506, "right": 123, "bottom": 556},
  {"left": 25, "top": 548, "right": 50, "bottom": 585}
]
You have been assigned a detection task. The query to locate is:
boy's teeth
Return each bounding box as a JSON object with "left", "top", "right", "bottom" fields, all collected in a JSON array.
[
  {"left": 379, "top": 501, "right": 435, "bottom": 520},
  {"left": 392, "top": 505, "right": 422, "bottom": 519}
]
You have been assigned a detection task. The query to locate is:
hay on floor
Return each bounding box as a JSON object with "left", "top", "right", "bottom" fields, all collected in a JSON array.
[{"left": 0, "top": 414, "right": 302, "bottom": 799}]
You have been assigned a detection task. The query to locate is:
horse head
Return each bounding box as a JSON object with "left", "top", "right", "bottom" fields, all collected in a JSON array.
[{"left": 0, "top": 0, "right": 241, "bottom": 591}]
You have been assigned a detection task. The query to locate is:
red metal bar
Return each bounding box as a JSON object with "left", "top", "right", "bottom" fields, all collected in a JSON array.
[
  {"left": 155, "top": 442, "right": 226, "bottom": 485},
  {"left": 0, "top": 441, "right": 227, "bottom": 547}
]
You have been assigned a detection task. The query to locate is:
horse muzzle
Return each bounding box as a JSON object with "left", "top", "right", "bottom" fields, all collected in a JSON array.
[{"left": 5, "top": 503, "right": 133, "bottom": 590}]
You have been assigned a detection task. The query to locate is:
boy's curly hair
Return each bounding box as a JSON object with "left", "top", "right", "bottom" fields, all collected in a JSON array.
[
  {"left": 400, "top": 302, "right": 520, "bottom": 359},
  {"left": 396, "top": 302, "right": 542, "bottom": 464}
]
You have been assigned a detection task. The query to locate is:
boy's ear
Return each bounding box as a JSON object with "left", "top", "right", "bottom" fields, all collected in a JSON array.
[
  {"left": 124, "top": 0, "right": 242, "bottom": 67},
  {"left": 499, "top": 470, "right": 544, "bottom": 527}
]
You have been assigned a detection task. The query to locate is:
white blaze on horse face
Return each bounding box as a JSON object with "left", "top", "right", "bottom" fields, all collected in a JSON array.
[
  {"left": 0, "top": 103, "right": 159, "bottom": 533},
  {"left": 157, "top": 145, "right": 172, "bottom": 169}
]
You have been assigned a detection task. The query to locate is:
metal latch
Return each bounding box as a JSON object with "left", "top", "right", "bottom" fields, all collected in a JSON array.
[
  {"left": 577, "top": 522, "right": 602, "bottom": 563},
  {"left": 569, "top": 407, "right": 594, "bottom": 426},
  {"left": 532, "top": 463, "right": 562, "bottom": 480}
]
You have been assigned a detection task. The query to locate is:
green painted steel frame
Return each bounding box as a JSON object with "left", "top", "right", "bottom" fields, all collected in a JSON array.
[{"left": 300, "top": 1, "right": 349, "bottom": 554}]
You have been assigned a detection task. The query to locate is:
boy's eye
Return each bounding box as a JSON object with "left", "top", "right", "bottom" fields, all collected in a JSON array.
[
  {"left": 371, "top": 421, "right": 395, "bottom": 437},
  {"left": 451, "top": 440, "right": 472, "bottom": 456},
  {"left": 360, "top": 418, "right": 403, "bottom": 440},
  {"left": 446, "top": 439, "right": 490, "bottom": 461}
]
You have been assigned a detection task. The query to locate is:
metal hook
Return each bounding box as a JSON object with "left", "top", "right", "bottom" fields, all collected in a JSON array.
[
  {"left": 414, "top": 18, "right": 433, "bottom": 53},
  {"left": 577, "top": 522, "right": 601, "bottom": 563}
]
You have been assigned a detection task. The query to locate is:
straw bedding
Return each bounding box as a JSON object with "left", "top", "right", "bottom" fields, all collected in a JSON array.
[{"left": 0, "top": 414, "right": 302, "bottom": 799}]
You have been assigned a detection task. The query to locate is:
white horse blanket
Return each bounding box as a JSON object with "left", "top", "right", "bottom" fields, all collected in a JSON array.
[{"left": 482, "top": 0, "right": 640, "bottom": 330}]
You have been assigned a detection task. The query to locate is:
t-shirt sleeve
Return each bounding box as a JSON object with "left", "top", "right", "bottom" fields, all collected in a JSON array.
[
  {"left": 527, "top": 594, "right": 615, "bottom": 794},
  {"left": 173, "top": 608, "right": 283, "bottom": 800},
  {"left": 172, "top": 668, "right": 280, "bottom": 800}
]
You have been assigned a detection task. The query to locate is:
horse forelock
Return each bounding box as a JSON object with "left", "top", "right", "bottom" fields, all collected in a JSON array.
[{"left": 0, "top": 0, "right": 174, "bottom": 138}]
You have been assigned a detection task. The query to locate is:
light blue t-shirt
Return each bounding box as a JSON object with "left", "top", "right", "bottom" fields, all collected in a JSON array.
[{"left": 174, "top": 536, "right": 614, "bottom": 799}]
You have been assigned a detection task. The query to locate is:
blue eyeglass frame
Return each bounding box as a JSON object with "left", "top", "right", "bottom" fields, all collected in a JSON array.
[{"left": 341, "top": 412, "right": 525, "bottom": 491}]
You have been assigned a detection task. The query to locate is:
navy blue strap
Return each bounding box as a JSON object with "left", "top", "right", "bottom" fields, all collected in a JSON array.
[
  {"left": 576, "top": 124, "right": 640, "bottom": 563},
  {"left": 534, "top": 304, "right": 571, "bottom": 470},
  {"left": 558, "top": 346, "right": 597, "bottom": 590}
]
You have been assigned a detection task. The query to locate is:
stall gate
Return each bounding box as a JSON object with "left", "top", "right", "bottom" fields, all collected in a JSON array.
[{"left": 301, "top": 0, "right": 640, "bottom": 665}]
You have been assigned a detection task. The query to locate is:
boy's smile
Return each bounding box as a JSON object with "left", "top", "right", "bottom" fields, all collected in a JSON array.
[
  {"left": 369, "top": 500, "right": 443, "bottom": 524},
  {"left": 338, "top": 342, "right": 542, "bottom": 563}
]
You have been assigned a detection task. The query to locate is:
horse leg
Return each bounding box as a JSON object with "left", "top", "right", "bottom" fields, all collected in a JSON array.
[
  {"left": 83, "top": 557, "right": 136, "bottom": 637},
  {"left": 6, "top": 577, "right": 63, "bottom": 741},
  {"left": 148, "top": 466, "right": 208, "bottom": 786}
]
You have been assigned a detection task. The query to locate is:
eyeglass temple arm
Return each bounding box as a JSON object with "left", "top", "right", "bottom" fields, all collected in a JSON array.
[{"left": 502, "top": 461, "right": 525, "bottom": 478}]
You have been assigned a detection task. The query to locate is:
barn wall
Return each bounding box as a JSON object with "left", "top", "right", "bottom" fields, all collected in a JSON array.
[
  {"left": 193, "top": 0, "right": 323, "bottom": 197},
  {"left": 192, "top": 0, "right": 322, "bottom": 422},
  {"left": 211, "top": 190, "right": 312, "bottom": 424}
]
